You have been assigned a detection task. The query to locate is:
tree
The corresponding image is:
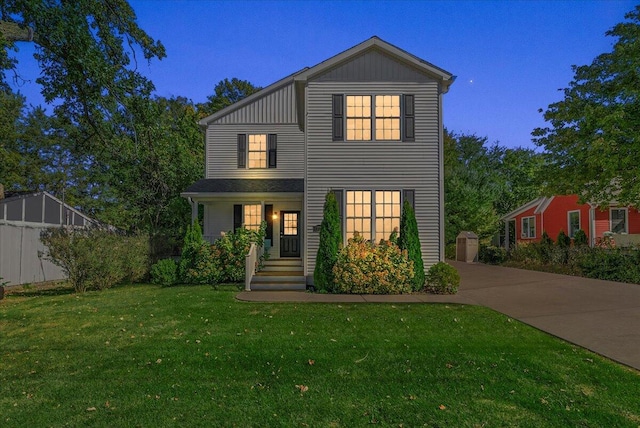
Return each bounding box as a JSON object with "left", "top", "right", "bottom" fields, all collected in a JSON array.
[
  {"left": 533, "top": 6, "right": 640, "bottom": 206},
  {"left": 314, "top": 191, "right": 342, "bottom": 292},
  {"left": 0, "top": 1, "right": 166, "bottom": 140},
  {"left": 198, "top": 78, "right": 262, "bottom": 117},
  {"left": 398, "top": 200, "right": 425, "bottom": 290}
]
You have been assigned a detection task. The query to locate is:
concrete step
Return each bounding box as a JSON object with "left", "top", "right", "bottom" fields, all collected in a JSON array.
[
  {"left": 260, "top": 265, "right": 304, "bottom": 273},
  {"left": 262, "top": 258, "right": 303, "bottom": 267},
  {"left": 250, "top": 282, "right": 307, "bottom": 291}
]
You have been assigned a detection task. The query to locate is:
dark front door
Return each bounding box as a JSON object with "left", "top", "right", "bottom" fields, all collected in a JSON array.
[{"left": 280, "top": 211, "right": 300, "bottom": 257}]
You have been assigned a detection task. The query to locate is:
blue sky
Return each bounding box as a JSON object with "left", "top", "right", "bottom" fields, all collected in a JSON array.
[{"left": 10, "top": 0, "right": 637, "bottom": 149}]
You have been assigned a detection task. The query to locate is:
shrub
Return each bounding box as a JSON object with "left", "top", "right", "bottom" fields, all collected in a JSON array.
[
  {"left": 573, "top": 229, "right": 588, "bottom": 246},
  {"left": 333, "top": 234, "right": 414, "bottom": 294},
  {"left": 314, "top": 191, "right": 342, "bottom": 292},
  {"left": 40, "top": 227, "right": 150, "bottom": 293},
  {"left": 479, "top": 245, "right": 507, "bottom": 264},
  {"left": 577, "top": 247, "right": 640, "bottom": 284},
  {"left": 556, "top": 230, "right": 571, "bottom": 248},
  {"left": 150, "top": 258, "right": 178, "bottom": 287},
  {"left": 445, "top": 243, "right": 456, "bottom": 260},
  {"left": 538, "top": 231, "right": 554, "bottom": 264},
  {"left": 179, "top": 223, "right": 218, "bottom": 284},
  {"left": 425, "top": 262, "right": 460, "bottom": 294},
  {"left": 212, "top": 222, "right": 267, "bottom": 283},
  {"left": 398, "top": 201, "right": 425, "bottom": 291}
]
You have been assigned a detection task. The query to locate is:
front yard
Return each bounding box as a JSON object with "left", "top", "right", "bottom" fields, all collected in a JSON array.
[{"left": 1, "top": 284, "right": 639, "bottom": 427}]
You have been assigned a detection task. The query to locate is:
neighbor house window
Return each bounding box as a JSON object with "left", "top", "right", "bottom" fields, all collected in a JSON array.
[
  {"left": 346, "top": 96, "right": 372, "bottom": 141},
  {"left": 345, "top": 190, "right": 402, "bottom": 242},
  {"left": 568, "top": 210, "right": 580, "bottom": 238},
  {"left": 611, "top": 208, "right": 628, "bottom": 234},
  {"left": 521, "top": 216, "right": 535, "bottom": 238},
  {"left": 248, "top": 134, "right": 267, "bottom": 169},
  {"left": 375, "top": 95, "right": 401, "bottom": 140},
  {"left": 375, "top": 190, "right": 401, "bottom": 242},
  {"left": 243, "top": 204, "right": 262, "bottom": 231}
]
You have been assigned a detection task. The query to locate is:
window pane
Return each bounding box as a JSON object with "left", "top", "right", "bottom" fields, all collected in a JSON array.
[
  {"left": 375, "top": 95, "right": 400, "bottom": 141},
  {"left": 243, "top": 204, "right": 262, "bottom": 231}
]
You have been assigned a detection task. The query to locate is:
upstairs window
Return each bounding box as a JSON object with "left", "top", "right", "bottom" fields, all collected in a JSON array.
[
  {"left": 248, "top": 134, "right": 267, "bottom": 169},
  {"left": 346, "top": 96, "right": 372, "bottom": 141},
  {"left": 375, "top": 95, "right": 400, "bottom": 140},
  {"left": 521, "top": 216, "right": 535, "bottom": 238},
  {"left": 336, "top": 94, "right": 414, "bottom": 142}
]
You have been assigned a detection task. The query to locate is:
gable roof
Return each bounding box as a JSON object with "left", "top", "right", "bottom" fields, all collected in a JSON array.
[
  {"left": 198, "top": 36, "right": 455, "bottom": 129},
  {"left": 501, "top": 197, "right": 549, "bottom": 221}
]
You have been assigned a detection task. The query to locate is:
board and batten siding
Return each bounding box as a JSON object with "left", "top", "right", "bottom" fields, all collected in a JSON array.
[
  {"left": 305, "top": 81, "right": 442, "bottom": 277},
  {"left": 205, "top": 124, "right": 305, "bottom": 179},
  {"left": 210, "top": 82, "right": 298, "bottom": 124}
]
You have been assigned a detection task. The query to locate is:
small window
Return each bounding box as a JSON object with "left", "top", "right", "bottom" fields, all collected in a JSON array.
[
  {"left": 243, "top": 204, "right": 262, "bottom": 231},
  {"left": 375, "top": 95, "right": 400, "bottom": 140},
  {"left": 611, "top": 208, "right": 628, "bottom": 234},
  {"left": 568, "top": 211, "right": 581, "bottom": 238},
  {"left": 346, "top": 96, "right": 372, "bottom": 141},
  {"left": 248, "top": 134, "right": 267, "bottom": 169},
  {"left": 521, "top": 216, "right": 535, "bottom": 239}
]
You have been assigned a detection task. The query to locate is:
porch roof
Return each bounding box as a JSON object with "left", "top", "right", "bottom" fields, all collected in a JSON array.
[{"left": 183, "top": 179, "right": 304, "bottom": 194}]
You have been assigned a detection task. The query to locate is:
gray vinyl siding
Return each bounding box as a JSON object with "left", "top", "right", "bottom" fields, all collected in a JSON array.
[
  {"left": 210, "top": 83, "right": 297, "bottom": 124},
  {"left": 313, "top": 49, "right": 434, "bottom": 83},
  {"left": 205, "top": 124, "right": 304, "bottom": 179},
  {"left": 305, "top": 81, "right": 442, "bottom": 275}
]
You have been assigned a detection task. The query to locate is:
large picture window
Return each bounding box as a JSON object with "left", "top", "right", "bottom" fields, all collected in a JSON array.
[
  {"left": 248, "top": 134, "right": 267, "bottom": 169},
  {"left": 611, "top": 208, "right": 628, "bottom": 234},
  {"left": 375, "top": 95, "right": 401, "bottom": 140},
  {"left": 345, "top": 190, "right": 401, "bottom": 243},
  {"left": 346, "top": 96, "right": 372, "bottom": 141},
  {"left": 521, "top": 216, "right": 535, "bottom": 239},
  {"left": 243, "top": 204, "right": 262, "bottom": 231}
]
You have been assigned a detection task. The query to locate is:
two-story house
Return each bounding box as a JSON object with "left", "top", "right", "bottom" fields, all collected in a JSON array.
[{"left": 182, "top": 37, "right": 455, "bottom": 289}]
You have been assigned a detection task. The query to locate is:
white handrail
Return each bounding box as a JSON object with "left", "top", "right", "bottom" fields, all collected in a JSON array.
[{"left": 245, "top": 242, "right": 258, "bottom": 291}]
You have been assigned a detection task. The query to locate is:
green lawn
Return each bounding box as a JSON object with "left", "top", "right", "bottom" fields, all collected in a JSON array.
[{"left": 1, "top": 285, "right": 639, "bottom": 427}]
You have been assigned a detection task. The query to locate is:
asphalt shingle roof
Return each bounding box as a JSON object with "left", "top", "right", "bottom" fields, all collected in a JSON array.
[{"left": 183, "top": 179, "right": 304, "bottom": 193}]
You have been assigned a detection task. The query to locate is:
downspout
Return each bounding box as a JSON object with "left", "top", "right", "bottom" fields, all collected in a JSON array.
[
  {"left": 589, "top": 204, "right": 596, "bottom": 247},
  {"left": 438, "top": 83, "right": 445, "bottom": 262}
]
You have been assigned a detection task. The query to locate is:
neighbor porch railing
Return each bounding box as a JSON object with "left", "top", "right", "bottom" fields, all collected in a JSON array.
[{"left": 244, "top": 242, "right": 264, "bottom": 291}]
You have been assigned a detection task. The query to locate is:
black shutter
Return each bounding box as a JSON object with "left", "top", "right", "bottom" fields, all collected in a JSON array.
[
  {"left": 333, "top": 189, "right": 344, "bottom": 236},
  {"left": 332, "top": 94, "right": 344, "bottom": 141},
  {"left": 233, "top": 204, "right": 243, "bottom": 231},
  {"left": 403, "top": 189, "right": 415, "bottom": 210},
  {"left": 268, "top": 134, "right": 277, "bottom": 168},
  {"left": 403, "top": 95, "right": 415, "bottom": 142},
  {"left": 237, "top": 134, "right": 246, "bottom": 168}
]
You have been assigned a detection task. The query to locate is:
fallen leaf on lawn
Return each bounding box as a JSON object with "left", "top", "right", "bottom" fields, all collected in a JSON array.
[
  {"left": 446, "top": 363, "right": 453, "bottom": 368},
  {"left": 308, "top": 359, "right": 315, "bottom": 365},
  {"left": 439, "top": 404, "right": 446, "bottom": 410},
  {"left": 156, "top": 359, "right": 162, "bottom": 364},
  {"left": 87, "top": 407, "right": 97, "bottom": 412},
  {"left": 295, "top": 384, "right": 309, "bottom": 393},
  {"left": 105, "top": 401, "right": 110, "bottom": 408}
]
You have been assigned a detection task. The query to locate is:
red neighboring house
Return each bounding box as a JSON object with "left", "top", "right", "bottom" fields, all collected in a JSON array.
[{"left": 501, "top": 195, "right": 640, "bottom": 248}]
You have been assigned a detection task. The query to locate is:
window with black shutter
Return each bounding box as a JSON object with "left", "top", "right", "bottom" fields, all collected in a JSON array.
[
  {"left": 233, "top": 204, "right": 242, "bottom": 231},
  {"left": 332, "top": 94, "right": 344, "bottom": 141},
  {"left": 237, "top": 134, "right": 246, "bottom": 168},
  {"left": 268, "top": 134, "right": 277, "bottom": 168}
]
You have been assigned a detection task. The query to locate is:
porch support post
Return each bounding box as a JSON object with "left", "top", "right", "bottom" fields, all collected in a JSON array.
[
  {"left": 589, "top": 205, "right": 596, "bottom": 247},
  {"left": 189, "top": 198, "right": 198, "bottom": 224},
  {"left": 504, "top": 219, "right": 510, "bottom": 250}
]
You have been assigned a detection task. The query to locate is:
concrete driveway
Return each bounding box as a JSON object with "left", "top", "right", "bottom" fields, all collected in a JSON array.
[{"left": 451, "top": 261, "right": 640, "bottom": 370}]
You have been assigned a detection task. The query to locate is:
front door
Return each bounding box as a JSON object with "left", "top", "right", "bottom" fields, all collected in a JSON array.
[{"left": 280, "top": 211, "right": 300, "bottom": 257}]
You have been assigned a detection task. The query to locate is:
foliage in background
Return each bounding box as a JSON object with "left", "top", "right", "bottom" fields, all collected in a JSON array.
[
  {"left": 178, "top": 222, "right": 217, "bottom": 285},
  {"left": 40, "top": 227, "right": 149, "bottom": 293},
  {"left": 314, "top": 191, "right": 342, "bottom": 292},
  {"left": 478, "top": 245, "right": 508, "bottom": 265},
  {"left": 425, "top": 262, "right": 460, "bottom": 294},
  {"left": 533, "top": 6, "right": 640, "bottom": 207},
  {"left": 333, "top": 234, "right": 414, "bottom": 294},
  {"left": 397, "top": 200, "right": 425, "bottom": 290},
  {"left": 444, "top": 130, "right": 543, "bottom": 245},
  {"left": 197, "top": 78, "right": 262, "bottom": 118}
]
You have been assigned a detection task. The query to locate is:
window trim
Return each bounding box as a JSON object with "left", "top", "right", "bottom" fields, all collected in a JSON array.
[
  {"left": 610, "top": 207, "right": 628, "bottom": 234},
  {"left": 343, "top": 189, "right": 403, "bottom": 243},
  {"left": 521, "top": 216, "right": 536, "bottom": 239},
  {"left": 340, "top": 94, "right": 413, "bottom": 142},
  {"left": 567, "top": 210, "right": 581, "bottom": 238}
]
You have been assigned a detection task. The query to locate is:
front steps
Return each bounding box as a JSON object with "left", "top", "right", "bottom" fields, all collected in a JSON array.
[{"left": 250, "top": 258, "right": 306, "bottom": 291}]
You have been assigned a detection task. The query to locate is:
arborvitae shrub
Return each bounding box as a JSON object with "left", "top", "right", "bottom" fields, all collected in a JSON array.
[
  {"left": 556, "top": 230, "right": 571, "bottom": 248},
  {"left": 314, "top": 191, "right": 342, "bottom": 292},
  {"left": 573, "top": 229, "right": 588, "bottom": 246},
  {"left": 398, "top": 201, "right": 425, "bottom": 290}
]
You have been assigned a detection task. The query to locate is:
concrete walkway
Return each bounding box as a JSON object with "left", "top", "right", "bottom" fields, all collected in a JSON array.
[{"left": 237, "top": 262, "right": 640, "bottom": 370}]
